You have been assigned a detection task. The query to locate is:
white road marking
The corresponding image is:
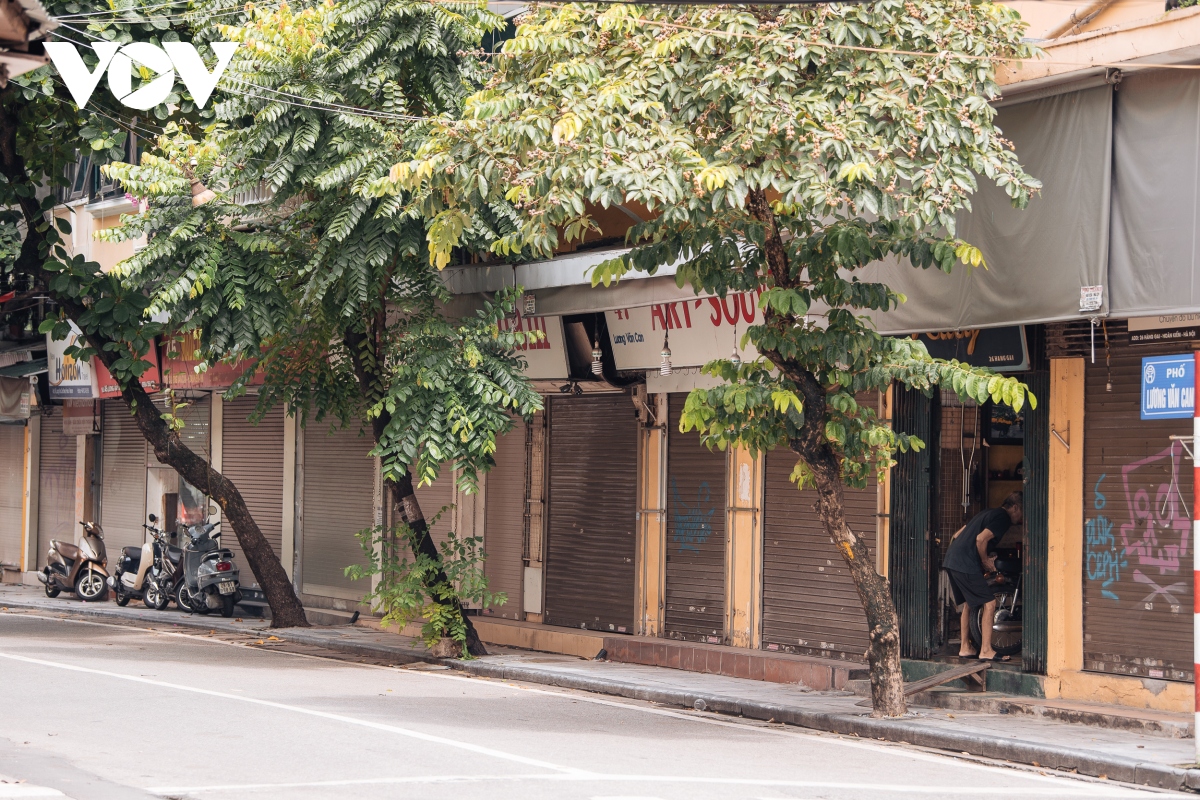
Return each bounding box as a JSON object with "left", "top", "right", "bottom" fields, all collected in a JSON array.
[
  {"left": 0, "top": 650, "right": 591, "bottom": 777},
  {"left": 0, "top": 786, "right": 64, "bottom": 798},
  {"left": 142, "top": 773, "right": 1158, "bottom": 797},
  {"left": 0, "top": 612, "right": 1168, "bottom": 796}
]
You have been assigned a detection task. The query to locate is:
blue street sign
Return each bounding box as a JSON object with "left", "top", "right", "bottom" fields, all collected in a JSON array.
[{"left": 1140, "top": 354, "right": 1195, "bottom": 420}]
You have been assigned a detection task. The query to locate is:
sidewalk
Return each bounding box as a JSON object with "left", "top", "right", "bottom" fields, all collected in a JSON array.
[{"left": 1, "top": 585, "right": 1197, "bottom": 793}]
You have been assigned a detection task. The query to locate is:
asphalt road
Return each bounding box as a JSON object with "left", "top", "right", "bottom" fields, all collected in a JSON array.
[{"left": 0, "top": 611, "right": 1182, "bottom": 800}]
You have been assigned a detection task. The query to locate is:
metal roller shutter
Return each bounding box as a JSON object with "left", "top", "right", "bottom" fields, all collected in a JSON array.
[
  {"left": 100, "top": 399, "right": 147, "bottom": 556},
  {"left": 38, "top": 409, "right": 76, "bottom": 567},
  {"left": 1082, "top": 321, "right": 1193, "bottom": 681},
  {"left": 483, "top": 420, "right": 525, "bottom": 619},
  {"left": 762, "top": 397, "right": 878, "bottom": 662},
  {"left": 301, "top": 420, "right": 375, "bottom": 597},
  {"left": 0, "top": 423, "right": 24, "bottom": 568},
  {"left": 664, "top": 394, "right": 726, "bottom": 643},
  {"left": 222, "top": 397, "right": 285, "bottom": 579},
  {"left": 544, "top": 394, "right": 637, "bottom": 633}
]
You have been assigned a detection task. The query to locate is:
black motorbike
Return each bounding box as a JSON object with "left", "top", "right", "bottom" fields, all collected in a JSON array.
[
  {"left": 968, "top": 553, "right": 1022, "bottom": 658},
  {"left": 141, "top": 515, "right": 184, "bottom": 611}
]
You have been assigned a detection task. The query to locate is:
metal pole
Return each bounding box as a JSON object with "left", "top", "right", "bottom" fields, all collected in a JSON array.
[{"left": 1193, "top": 349, "right": 1199, "bottom": 764}]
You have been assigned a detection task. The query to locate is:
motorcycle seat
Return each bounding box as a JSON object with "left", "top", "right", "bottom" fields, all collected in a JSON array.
[
  {"left": 122, "top": 546, "right": 142, "bottom": 562},
  {"left": 53, "top": 541, "right": 81, "bottom": 560}
]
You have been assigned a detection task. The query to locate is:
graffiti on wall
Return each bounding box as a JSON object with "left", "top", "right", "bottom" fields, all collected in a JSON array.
[
  {"left": 670, "top": 478, "right": 717, "bottom": 553},
  {"left": 1085, "top": 443, "right": 1191, "bottom": 610}
]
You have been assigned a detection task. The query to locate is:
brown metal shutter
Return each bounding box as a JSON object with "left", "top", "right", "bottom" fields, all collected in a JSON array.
[
  {"left": 544, "top": 394, "right": 637, "bottom": 632},
  {"left": 100, "top": 399, "right": 147, "bottom": 555},
  {"left": 1082, "top": 321, "right": 1193, "bottom": 681},
  {"left": 664, "top": 394, "right": 726, "bottom": 643},
  {"left": 222, "top": 398, "right": 285, "bottom": 579},
  {"left": 301, "top": 420, "right": 374, "bottom": 597},
  {"left": 38, "top": 409, "right": 76, "bottom": 567},
  {"left": 483, "top": 420, "right": 526, "bottom": 619},
  {"left": 762, "top": 445, "right": 878, "bottom": 662},
  {"left": 0, "top": 423, "right": 24, "bottom": 567}
]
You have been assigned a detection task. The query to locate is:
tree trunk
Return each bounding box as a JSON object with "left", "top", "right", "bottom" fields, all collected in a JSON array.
[
  {"left": 92, "top": 340, "right": 310, "bottom": 628},
  {"left": 799, "top": 441, "right": 906, "bottom": 717},
  {"left": 386, "top": 471, "right": 488, "bottom": 657}
]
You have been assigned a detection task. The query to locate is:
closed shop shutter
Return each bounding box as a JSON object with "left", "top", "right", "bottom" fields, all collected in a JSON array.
[
  {"left": 0, "top": 423, "right": 24, "bottom": 568},
  {"left": 38, "top": 409, "right": 76, "bottom": 567},
  {"left": 222, "top": 397, "right": 285, "bottom": 579},
  {"left": 100, "top": 399, "right": 147, "bottom": 556},
  {"left": 762, "top": 418, "right": 878, "bottom": 662},
  {"left": 664, "top": 394, "right": 726, "bottom": 643},
  {"left": 544, "top": 394, "right": 637, "bottom": 632},
  {"left": 301, "top": 420, "right": 375, "bottom": 598},
  {"left": 483, "top": 420, "right": 525, "bottom": 619},
  {"left": 1082, "top": 321, "right": 1193, "bottom": 681}
]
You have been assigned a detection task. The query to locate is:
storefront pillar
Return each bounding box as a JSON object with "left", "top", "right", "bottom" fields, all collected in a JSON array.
[
  {"left": 22, "top": 415, "right": 39, "bottom": 574},
  {"left": 281, "top": 408, "right": 297, "bottom": 580},
  {"left": 725, "top": 446, "right": 763, "bottom": 649},
  {"left": 636, "top": 392, "right": 667, "bottom": 637},
  {"left": 74, "top": 434, "right": 94, "bottom": 534},
  {"left": 1046, "top": 358, "right": 1085, "bottom": 679}
]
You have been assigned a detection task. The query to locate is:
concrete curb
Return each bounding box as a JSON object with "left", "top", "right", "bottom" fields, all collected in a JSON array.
[{"left": 3, "top": 595, "right": 1197, "bottom": 792}]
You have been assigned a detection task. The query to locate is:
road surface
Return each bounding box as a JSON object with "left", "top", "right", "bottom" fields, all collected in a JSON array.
[{"left": 0, "top": 610, "right": 1180, "bottom": 800}]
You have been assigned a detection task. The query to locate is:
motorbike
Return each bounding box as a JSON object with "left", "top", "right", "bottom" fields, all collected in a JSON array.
[
  {"left": 108, "top": 514, "right": 175, "bottom": 609},
  {"left": 142, "top": 514, "right": 185, "bottom": 611},
  {"left": 37, "top": 521, "right": 109, "bottom": 602},
  {"left": 177, "top": 520, "right": 242, "bottom": 618},
  {"left": 968, "top": 552, "right": 1023, "bottom": 658}
]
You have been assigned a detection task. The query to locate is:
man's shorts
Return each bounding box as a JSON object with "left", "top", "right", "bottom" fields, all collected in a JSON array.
[{"left": 945, "top": 568, "right": 995, "bottom": 609}]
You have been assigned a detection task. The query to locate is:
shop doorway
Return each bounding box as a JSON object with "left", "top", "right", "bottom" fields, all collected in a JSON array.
[{"left": 933, "top": 391, "right": 1026, "bottom": 657}]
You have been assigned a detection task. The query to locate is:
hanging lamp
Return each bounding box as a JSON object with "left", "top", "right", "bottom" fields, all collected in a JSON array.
[{"left": 660, "top": 329, "right": 673, "bottom": 376}]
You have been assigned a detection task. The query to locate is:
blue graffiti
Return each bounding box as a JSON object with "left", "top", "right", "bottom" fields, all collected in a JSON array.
[
  {"left": 1086, "top": 514, "right": 1125, "bottom": 600},
  {"left": 671, "top": 478, "right": 716, "bottom": 553}
]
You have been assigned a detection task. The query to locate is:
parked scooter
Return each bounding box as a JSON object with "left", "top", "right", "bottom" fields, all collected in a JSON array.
[
  {"left": 37, "top": 521, "right": 109, "bottom": 602},
  {"left": 143, "top": 514, "right": 184, "bottom": 611},
  {"left": 177, "top": 520, "right": 242, "bottom": 617},
  {"left": 107, "top": 514, "right": 173, "bottom": 609},
  {"left": 968, "top": 553, "right": 1023, "bottom": 657}
]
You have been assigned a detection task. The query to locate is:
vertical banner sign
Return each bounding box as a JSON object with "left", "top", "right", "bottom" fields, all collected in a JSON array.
[
  {"left": 1140, "top": 354, "right": 1195, "bottom": 420},
  {"left": 1194, "top": 351, "right": 1200, "bottom": 759},
  {"left": 46, "top": 322, "right": 95, "bottom": 399}
]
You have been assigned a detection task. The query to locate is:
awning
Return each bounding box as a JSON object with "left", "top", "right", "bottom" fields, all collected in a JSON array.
[
  {"left": 1108, "top": 69, "right": 1200, "bottom": 320},
  {"left": 0, "top": 357, "right": 47, "bottom": 378},
  {"left": 861, "top": 85, "right": 1113, "bottom": 334}
]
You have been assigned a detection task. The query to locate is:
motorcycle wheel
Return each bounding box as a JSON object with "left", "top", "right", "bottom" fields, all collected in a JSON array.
[
  {"left": 145, "top": 583, "right": 168, "bottom": 610},
  {"left": 175, "top": 581, "right": 194, "bottom": 613},
  {"left": 115, "top": 583, "right": 130, "bottom": 606},
  {"left": 969, "top": 604, "right": 1022, "bottom": 658},
  {"left": 220, "top": 595, "right": 235, "bottom": 618},
  {"left": 44, "top": 578, "right": 60, "bottom": 598},
  {"left": 75, "top": 569, "right": 108, "bottom": 602}
]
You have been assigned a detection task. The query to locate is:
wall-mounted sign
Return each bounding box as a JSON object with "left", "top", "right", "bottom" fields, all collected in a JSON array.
[
  {"left": 500, "top": 312, "right": 569, "bottom": 380},
  {"left": 94, "top": 339, "right": 161, "bottom": 398},
  {"left": 912, "top": 326, "right": 1028, "bottom": 373},
  {"left": 1128, "top": 314, "right": 1200, "bottom": 346},
  {"left": 46, "top": 322, "right": 95, "bottom": 399},
  {"left": 605, "top": 293, "right": 763, "bottom": 371},
  {"left": 1140, "top": 354, "right": 1194, "bottom": 420},
  {"left": 62, "top": 399, "right": 101, "bottom": 435}
]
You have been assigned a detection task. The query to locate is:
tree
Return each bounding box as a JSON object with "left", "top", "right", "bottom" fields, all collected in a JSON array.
[
  {"left": 100, "top": 0, "right": 542, "bottom": 654},
  {"left": 2, "top": 0, "right": 309, "bottom": 626},
  {"left": 379, "top": 1, "right": 1041, "bottom": 712}
]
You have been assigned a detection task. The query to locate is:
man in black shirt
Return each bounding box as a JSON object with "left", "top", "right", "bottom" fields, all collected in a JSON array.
[{"left": 944, "top": 492, "right": 1023, "bottom": 661}]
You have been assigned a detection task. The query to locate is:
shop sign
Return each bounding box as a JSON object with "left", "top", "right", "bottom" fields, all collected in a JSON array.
[
  {"left": 160, "top": 332, "right": 263, "bottom": 390},
  {"left": 1128, "top": 314, "right": 1200, "bottom": 346},
  {"left": 46, "top": 322, "right": 95, "bottom": 399},
  {"left": 499, "top": 312, "right": 569, "bottom": 380},
  {"left": 93, "top": 339, "right": 161, "bottom": 398},
  {"left": 62, "top": 399, "right": 101, "bottom": 435},
  {"left": 1140, "top": 354, "right": 1195, "bottom": 420},
  {"left": 911, "top": 326, "right": 1028, "bottom": 373},
  {"left": 605, "top": 293, "right": 763, "bottom": 371}
]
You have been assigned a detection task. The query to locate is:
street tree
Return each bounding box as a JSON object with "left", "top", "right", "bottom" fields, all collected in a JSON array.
[
  {"left": 100, "top": 0, "right": 542, "bottom": 654},
  {"left": 378, "top": 1, "right": 1041, "bottom": 712},
  {"left": 1, "top": 0, "right": 308, "bottom": 626}
]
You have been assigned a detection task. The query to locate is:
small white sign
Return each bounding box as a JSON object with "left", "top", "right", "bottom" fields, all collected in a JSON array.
[
  {"left": 605, "top": 293, "right": 763, "bottom": 371},
  {"left": 1079, "top": 285, "right": 1104, "bottom": 313}
]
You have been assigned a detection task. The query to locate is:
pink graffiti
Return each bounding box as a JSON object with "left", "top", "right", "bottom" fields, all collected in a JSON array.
[{"left": 1119, "top": 443, "right": 1191, "bottom": 575}]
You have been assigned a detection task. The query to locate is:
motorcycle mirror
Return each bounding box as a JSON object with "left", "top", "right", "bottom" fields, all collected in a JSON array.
[{"left": 148, "top": 514, "right": 158, "bottom": 523}]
